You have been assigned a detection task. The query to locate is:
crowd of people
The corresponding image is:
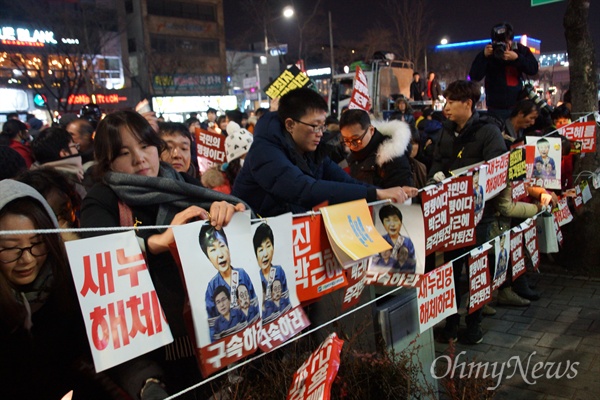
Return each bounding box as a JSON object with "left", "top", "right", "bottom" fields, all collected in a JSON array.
[{"left": 0, "top": 20, "right": 585, "bottom": 399}]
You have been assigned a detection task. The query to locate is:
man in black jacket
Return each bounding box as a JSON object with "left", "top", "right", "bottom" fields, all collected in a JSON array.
[
  {"left": 469, "top": 22, "right": 539, "bottom": 121},
  {"left": 410, "top": 72, "right": 426, "bottom": 102},
  {"left": 429, "top": 80, "right": 507, "bottom": 345}
]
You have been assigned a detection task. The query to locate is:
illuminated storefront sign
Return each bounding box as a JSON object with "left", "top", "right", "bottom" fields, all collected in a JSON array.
[
  {"left": 0, "top": 26, "right": 79, "bottom": 47},
  {"left": 67, "top": 93, "right": 128, "bottom": 105}
]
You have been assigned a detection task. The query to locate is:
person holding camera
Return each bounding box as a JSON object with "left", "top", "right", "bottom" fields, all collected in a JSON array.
[{"left": 469, "top": 22, "right": 539, "bottom": 121}]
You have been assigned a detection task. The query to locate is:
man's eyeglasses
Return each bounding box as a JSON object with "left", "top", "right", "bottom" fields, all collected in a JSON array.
[
  {"left": 291, "top": 118, "right": 326, "bottom": 133},
  {"left": 341, "top": 126, "right": 370, "bottom": 148},
  {"left": 0, "top": 242, "right": 48, "bottom": 263}
]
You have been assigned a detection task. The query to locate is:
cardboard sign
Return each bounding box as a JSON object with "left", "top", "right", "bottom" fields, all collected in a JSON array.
[
  {"left": 287, "top": 333, "right": 344, "bottom": 400},
  {"left": 347, "top": 66, "right": 371, "bottom": 111},
  {"left": 526, "top": 136, "right": 562, "bottom": 190},
  {"left": 172, "top": 214, "right": 262, "bottom": 376},
  {"left": 320, "top": 199, "right": 391, "bottom": 268},
  {"left": 521, "top": 218, "right": 540, "bottom": 272},
  {"left": 468, "top": 245, "right": 492, "bottom": 313},
  {"left": 484, "top": 153, "right": 509, "bottom": 200},
  {"left": 65, "top": 231, "right": 173, "bottom": 372},
  {"left": 422, "top": 182, "right": 451, "bottom": 255},
  {"left": 251, "top": 215, "right": 310, "bottom": 352},
  {"left": 444, "top": 175, "right": 476, "bottom": 252},
  {"left": 510, "top": 228, "right": 526, "bottom": 281},
  {"left": 491, "top": 233, "right": 509, "bottom": 291},
  {"left": 416, "top": 262, "right": 457, "bottom": 333},
  {"left": 341, "top": 259, "right": 369, "bottom": 310},
  {"left": 292, "top": 214, "right": 348, "bottom": 302},
  {"left": 508, "top": 146, "right": 527, "bottom": 181},
  {"left": 264, "top": 65, "right": 313, "bottom": 99},
  {"left": 196, "top": 128, "right": 226, "bottom": 174},
  {"left": 559, "top": 121, "right": 596, "bottom": 152},
  {"left": 370, "top": 203, "right": 425, "bottom": 275}
]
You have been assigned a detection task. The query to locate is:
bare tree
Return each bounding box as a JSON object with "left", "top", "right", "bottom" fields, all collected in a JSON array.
[
  {"left": 384, "top": 0, "right": 432, "bottom": 69},
  {"left": 559, "top": 0, "right": 600, "bottom": 272},
  {"left": 353, "top": 27, "right": 395, "bottom": 63},
  {"left": 0, "top": 0, "right": 122, "bottom": 115}
]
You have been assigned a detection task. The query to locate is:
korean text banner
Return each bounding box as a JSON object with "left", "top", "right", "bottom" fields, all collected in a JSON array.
[
  {"left": 559, "top": 121, "right": 596, "bottom": 153},
  {"left": 264, "top": 65, "right": 313, "bottom": 99},
  {"left": 195, "top": 128, "right": 226, "bottom": 174},
  {"left": 292, "top": 214, "right": 348, "bottom": 302},
  {"left": 417, "top": 262, "right": 457, "bottom": 333},
  {"left": 347, "top": 66, "right": 371, "bottom": 111},
  {"left": 173, "top": 213, "right": 262, "bottom": 376},
  {"left": 468, "top": 245, "right": 492, "bottom": 314},
  {"left": 65, "top": 230, "right": 173, "bottom": 372}
]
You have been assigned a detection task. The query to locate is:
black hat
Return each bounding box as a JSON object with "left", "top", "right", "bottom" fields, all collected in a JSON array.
[{"left": 207, "top": 107, "right": 217, "bottom": 114}]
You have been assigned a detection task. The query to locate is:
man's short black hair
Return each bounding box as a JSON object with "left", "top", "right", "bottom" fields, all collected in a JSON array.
[
  {"left": 443, "top": 80, "right": 481, "bottom": 111},
  {"left": 378, "top": 204, "right": 403, "bottom": 223},
  {"left": 253, "top": 223, "right": 274, "bottom": 253},
  {"left": 199, "top": 224, "right": 228, "bottom": 257},
  {"left": 213, "top": 285, "right": 230, "bottom": 303},
  {"left": 510, "top": 100, "right": 539, "bottom": 118},
  {"left": 339, "top": 109, "right": 371, "bottom": 130},
  {"left": 226, "top": 109, "right": 243, "bottom": 125},
  {"left": 413, "top": 72, "right": 420, "bottom": 77},
  {"left": 31, "top": 126, "right": 73, "bottom": 163},
  {"left": 278, "top": 88, "right": 328, "bottom": 122}
]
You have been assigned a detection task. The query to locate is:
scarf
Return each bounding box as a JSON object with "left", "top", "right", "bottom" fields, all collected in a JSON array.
[
  {"left": 31, "top": 155, "right": 85, "bottom": 181},
  {"left": 16, "top": 263, "right": 54, "bottom": 330},
  {"left": 104, "top": 163, "right": 251, "bottom": 230}
]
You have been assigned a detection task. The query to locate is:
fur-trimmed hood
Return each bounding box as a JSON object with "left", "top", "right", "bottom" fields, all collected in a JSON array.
[{"left": 371, "top": 119, "right": 412, "bottom": 166}]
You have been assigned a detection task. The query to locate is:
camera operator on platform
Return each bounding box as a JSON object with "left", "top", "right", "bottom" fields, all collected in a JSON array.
[{"left": 469, "top": 22, "right": 539, "bottom": 121}]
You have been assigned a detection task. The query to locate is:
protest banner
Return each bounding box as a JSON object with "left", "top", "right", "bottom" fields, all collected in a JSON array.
[
  {"left": 484, "top": 153, "right": 509, "bottom": 200},
  {"left": 292, "top": 214, "right": 348, "bottom": 302},
  {"left": 195, "top": 128, "right": 226, "bottom": 174},
  {"left": 573, "top": 184, "right": 584, "bottom": 210},
  {"left": 511, "top": 180, "right": 529, "bottom": 202},
  {"left": 320, "top": 199, "right": 391, "bottom": 269},
  {"left": 553, "top": 197, "right": 573, "bottom": 226},
  {"left": 510, "top": 228, "right": 526, "bottom": 281},
  {"left": 264, "top": 65, "right": 313, "bottom": 99},
  {"left": 287, "top": 333, "right": 344, "bottom": 400},
  {"left": 444, "top": 175, "right": 476, "bottom": 251},
  {"left": 491, "top": 233, "right": 509, "bottom": 291},
  {"left": 472, "top": 166, "right": 488, "bottom": 226},
  {"left": 508, "top": 146, "right": 527, "bottom": 181},
  {"left": 172, "top": 213, "right": 262, "bottom": 376},
  {"left": 554, "top": 212, "right": 564, "bottom": 247},
  {"left": 371, "top": 203, "right": 425, "bottom": 275},
  {"left": 251, "top": 214, "right": 310, "bottom": 352},
  {"left": 364, "top": 269, "right": 421, "bottom": 287},
  {"left": 416, "top": 262, "right": 457, "bottom": 333},
  {"left": 581, "top": 180, "right": 593, "bottom": 203},
  {"left": 521, "top": 218, "right": 540, "bottom": 272},
  {"left": 422, "top": 182, "right": 451, "bottom": 255},
  {"left": 468, "top": 245, "right": 492, "bottom": 313},
  {"left": 559, "top": 120, "right": 596, "bottom": 152},
  {"left": 526, "top": 136, "right": 562, "bottom": 190},
  {"left": 65, "top": 231, "right": 173, "bottom": 372},
  {"left": 347, "top": 66, "right": 371, "bottom": 111},
  {"left": 341, "top": 259, "right": 369, "bottom": 310}
]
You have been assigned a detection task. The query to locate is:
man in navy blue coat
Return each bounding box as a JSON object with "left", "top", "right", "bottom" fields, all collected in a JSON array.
[{"left": 232, "top": 89, "right": 417, "bottom": 217}]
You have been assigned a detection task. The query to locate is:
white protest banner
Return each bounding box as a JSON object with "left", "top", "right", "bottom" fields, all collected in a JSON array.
[
  {"left": 484, "top": 152, "right": 509, "bottom": 200},
  {"left": 347, "top": 66, "right": 371, "bottom": 111},
  {"left": 65, "top": 231, "right": 173, "bottom": 372},
  {"left": 553, "top": 197, "right": 573, "bottom": 227},
  {"left": 287, "top": 333, "right": 344, "bottom": 400},
  {"left": 468, "top": 244, "right": 493, "bottom": 313},
  {"left": 417, "top": 262, "right": 457, "bottom": 333},
  {"left": 251, "top": 214, "right": 310, "bottom": 352},
  {"left": 173, "top": 213, "right": 261, "bottom": 376}
]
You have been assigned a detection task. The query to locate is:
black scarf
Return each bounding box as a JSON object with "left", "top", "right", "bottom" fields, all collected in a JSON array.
[{"left": 104, "top": 163, "right": 251, "bottom": 229}]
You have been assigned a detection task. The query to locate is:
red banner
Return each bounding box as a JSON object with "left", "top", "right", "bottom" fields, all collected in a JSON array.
[
  {"left": 258, "top": 307, "right": 310, "bottom": 352},
  {"left": 364, "top": 270, "right": 421, "bottom": 287},
  {"left": 347, "top": 66, "right": 371, "bottom": 111},
  {"left": 510, "top": 229, "right": 526, "bottom": 281},
  {"left": 195, "top": 128, "right": 226, "bottom": 174},
  {"left": 422, "top": 183, "right": 451, "bottom": 255},
  {"left": 341, "top": 259, "right": 368, "bottom": 310},
  {"left": 468, "top": 249, "right": 492, "bottom": 313},
  {"left": 511, "top": 180, "right": 528, "bottom": 202},
  {"left": 287, "top": 333, "right": 344, "bottom": 400},
  {"left": 444, "top": 175, "right": 476, "bottom": 251},
  {"left": 559, "top": 121, "right": 596, "bottom": 153},
  {"left": 199, "top": 321, "right": 259, "bottom": 376},
  {"left": 292, "top": 215, "right": 348, "bottom": 302},
  {"left": 523, "top": 219, "right": 540, "bottom": 272}
]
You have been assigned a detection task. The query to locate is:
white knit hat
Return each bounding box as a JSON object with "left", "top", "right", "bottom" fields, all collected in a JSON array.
[{"left": 225, "top": 121, "right": 254, "bottom": 163}]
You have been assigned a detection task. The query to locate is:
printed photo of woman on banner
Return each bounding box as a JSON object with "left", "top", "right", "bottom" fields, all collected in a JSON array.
[
  {"left": 525, "top": 136, "right": 562, "bottom": 189},
  {"left": 370, "top": 203, "right": 425, "bottom": 275},
  {"left": 492, "top": 231, "right": 510, "bottom": 291},
  {"left": 172, "top": 212, "right": 262, "bottom": 376},
  {"left": 251, "top": 214, "right": 310, "bottom": 352}
]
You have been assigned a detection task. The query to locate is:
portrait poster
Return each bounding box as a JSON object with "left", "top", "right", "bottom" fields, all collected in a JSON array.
[
  {"left": 526, "top": 136, "right": 562, "bottom": 190},
  {"left": 370, "top": 202, "right": 425, "bottom": 276},
  {"left": 65, "top": 231, "right": 173, "bottom": 372},
  {"left": 172, "top": 213, "right": 262, "bottom": 376},
  {"left": 251, "top": 214, "right": 310, "bottom": 352},
  {"left": 491, "top": 232, "right": 510, "bottom": 291}
]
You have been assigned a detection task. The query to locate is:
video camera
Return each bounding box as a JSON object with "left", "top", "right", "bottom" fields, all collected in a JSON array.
[{"left": 491, "top": 23, "right": 516, "bottom": 60}]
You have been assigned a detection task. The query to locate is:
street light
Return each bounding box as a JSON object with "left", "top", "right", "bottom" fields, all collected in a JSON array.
[{"left": 264, "top": 5, "right": 294, "bottom": 62}]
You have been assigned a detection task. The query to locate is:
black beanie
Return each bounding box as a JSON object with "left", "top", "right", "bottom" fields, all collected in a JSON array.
[{"left": 0, "top": 146, "right": 27, "bottom": 180}]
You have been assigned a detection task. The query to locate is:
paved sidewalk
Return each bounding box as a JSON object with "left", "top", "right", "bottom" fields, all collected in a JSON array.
[{"left": 433, "top": 273, "right": 600, "bottom": 399}]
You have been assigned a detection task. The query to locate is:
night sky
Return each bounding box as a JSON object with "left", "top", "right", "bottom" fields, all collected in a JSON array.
[{"left": 224, "top": 0, "right": 600, "bottom": 58}]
